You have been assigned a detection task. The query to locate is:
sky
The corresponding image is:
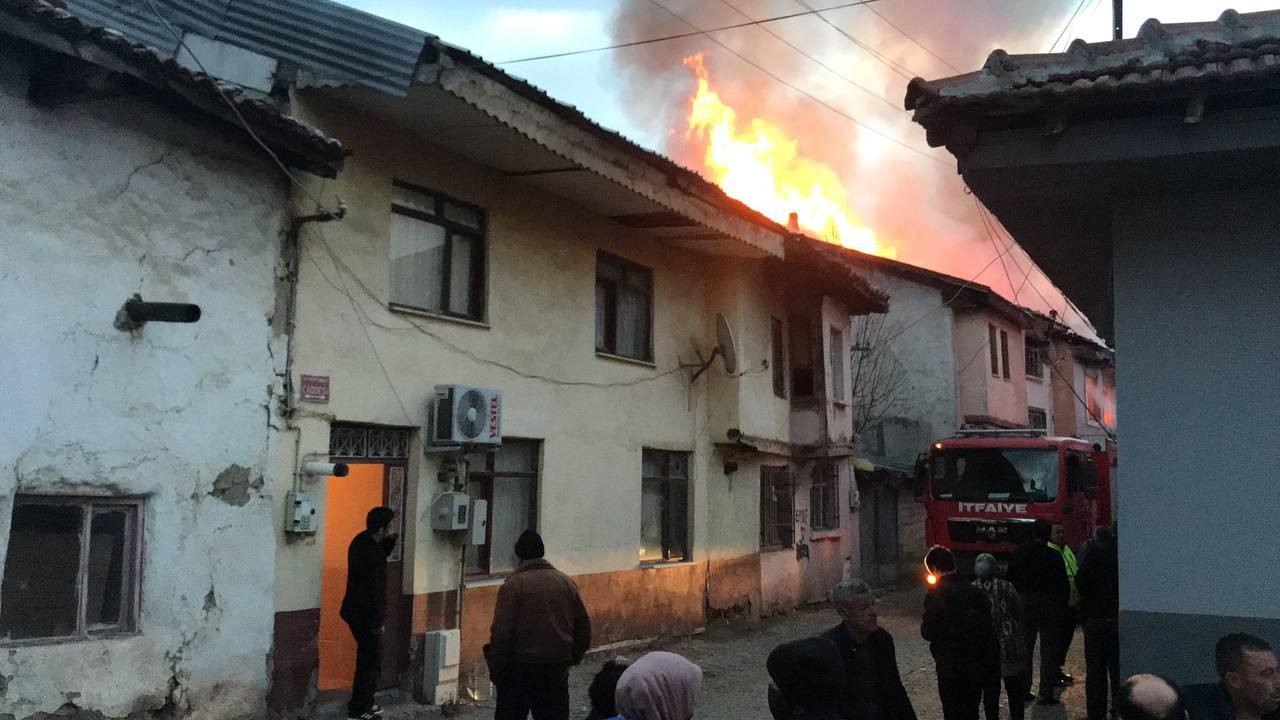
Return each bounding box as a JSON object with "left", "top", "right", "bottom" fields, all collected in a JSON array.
[{"left": 333, "top": 0, "right": 1280, "bottom": 337}]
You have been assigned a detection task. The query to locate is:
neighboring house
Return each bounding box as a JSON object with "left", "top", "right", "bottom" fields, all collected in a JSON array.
[
  {"left": 908, "top": 8, "right": 1278, "bottom": 682},
  {"left": 55, "top": 0, "right": 890, "bottom": 712},
  {"left": 0, "top": 2, "right": 343, "bottom": 719}
]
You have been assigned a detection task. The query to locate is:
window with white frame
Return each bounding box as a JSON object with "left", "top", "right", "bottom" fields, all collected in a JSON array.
[
  {"left": 0, "top": 497, "right": 143, "bottom": 642},
  {"left": 640, "top": 449, "right": 689, "bottom": 563},
  {"left": 810, "top": 463, "right": 840, "bottom": 531},
  {"left": 760, "top": 466, "right": 794, "bottom": 549},
  {"left": 465, "top": 440, "right": 539, "bottom": 576},
  {"left": 829, "top": 327, "right": 846, "bottom": 403},
  {"left": 388, "top": 181, "right": 486, "bottom": 321},
  {"left": 1025, "top": 343, "right": 1045, "bottom": 379},
  {"left": 596, "top": 251, "right": 653, "bottom": 361}
]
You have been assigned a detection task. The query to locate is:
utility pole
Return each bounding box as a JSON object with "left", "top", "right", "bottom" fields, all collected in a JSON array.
[{"left": 1113, "top": 0, "right": 1123, "bottom": 39}]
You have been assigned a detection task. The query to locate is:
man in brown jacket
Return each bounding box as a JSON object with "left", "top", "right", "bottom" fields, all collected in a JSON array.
[{"left": 487, "top": 530, "right": 591, "bottom": 720}]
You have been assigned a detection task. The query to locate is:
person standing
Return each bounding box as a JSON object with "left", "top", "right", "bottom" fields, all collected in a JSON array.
[
  {"left": 1048, "top": 523, "right": 1081, "bottom": 689},
  {"left": 487, "top": 530, "right": 592, "bottom": 720},
  {"left": 921, "top": 546, "right": 1001, "bottom": 720},
  {"left": 340, "top": 506, "right": 398, "bottom": 720},
  {"left": 820, "top": 578, "right": 918, "bottom": 720},
  {"left": 972, "top": 553, "right": 1028, "bottom": 720},
  {"left": 1078, "top": 527, "right": 1120, "bottom": 720},
  {"left": 767, "top": 637, "right": 848, "bottom": 720},
  {"left": 1008, "top": 522, "right": 1069, "bottom": 705}
]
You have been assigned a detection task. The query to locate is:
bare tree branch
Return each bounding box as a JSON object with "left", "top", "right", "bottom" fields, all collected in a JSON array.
[{"left": 850, "top": 314, "right": 908, "bottom": 440}]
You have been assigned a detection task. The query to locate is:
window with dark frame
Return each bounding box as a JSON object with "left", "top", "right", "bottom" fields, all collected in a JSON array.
[
  {"left": 640, "top": 449, "right": 689, "bottom": 563},
  {"left": 388, "top": 181, "right": 486, "bottom": 321},
  {"left": 789, "top": 316, "right": 815, "bottom": 398},
  {"left": 0, "top": 497, "right": 142, "bottom": 642},
  {"left": 829, "top": 327, "right": 846, "bottom": 403},
  {"left": 464, "top": 440, "right": 539, "bottom": 577},
  {"left": 1025, "top": 343, "right": 1045, "bottom": 379},
  {"left": 809, "top": 463, "right": 841, "bottom": 531},
  {"left": 595, "top": 251, "right": 653, "bottom": 361},
  {"left": 999, "top": 330, "right": 1011, "bottom": 380},
  {"left": 1028, "top": 407, "right": 1048, "bottom": 430},
  {"left": 988, "top": 324, "right": 1000, "bottom": 377},
  {"left": 759, "top": 466, "right": 794, "bottom": 549},
  {"left": 771, "top": 318, "right": 787, "bottom": 399}
]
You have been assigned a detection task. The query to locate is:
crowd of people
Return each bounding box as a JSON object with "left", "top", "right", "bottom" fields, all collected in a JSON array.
[{"left": 337, "top": 515, "right": 1277, "bottom": 720}]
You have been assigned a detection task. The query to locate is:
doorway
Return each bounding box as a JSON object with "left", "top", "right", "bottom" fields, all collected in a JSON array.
[{"left": 858, "top": 478, "right": 900, "bottom": 587}]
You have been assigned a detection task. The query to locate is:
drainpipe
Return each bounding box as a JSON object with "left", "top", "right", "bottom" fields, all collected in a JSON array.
[{"left": 284, "top": 202, "right": 346, "bottom": 493}]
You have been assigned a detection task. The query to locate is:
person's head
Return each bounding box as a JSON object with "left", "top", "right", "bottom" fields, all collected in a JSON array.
[
  {"left": 767, "top": 638, "right": 845, "bottom": 715},
  {"left": 1115, "top": 674, "right": 1187, "bottom": 720},
  {"left": 831, "top": 578, "right": 877, "bottom": 640},
  {"left": 1216, "top": 633, "right": 1280, "bottom": 715},
  {"left": 588, "top": 657, "right": 631, "bottom": 718},
  {"left": 615, "top": 651, "right": 702, "bottom": 720},
  {"left": 1094, "top": 526, "right": 1115, "bottom": 543},
  {"left": 1051, "top": 523, "right": 1067, "bottom": 545},
  {"left": 924, "top": 546, "right": 956, "bottom": 578},
  {"left": 974, "top": 553, "right": 998, "bottom": 579},
  {"left": 1031, "top": 522, "right": 1051, "bottom": 544},
  {"left": 514, "top": 529, "right": 545, "bottom": 561},
  {"left": 365, "top": 506, "right": 395, "bottom": 540}
]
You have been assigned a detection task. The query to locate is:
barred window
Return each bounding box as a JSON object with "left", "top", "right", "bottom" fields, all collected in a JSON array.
[
  {"left": 760, "top": 466, "right": 794, "bottom": 549},
  {"left": 810, "top": 463, "right": 840, "bottom": 531}
]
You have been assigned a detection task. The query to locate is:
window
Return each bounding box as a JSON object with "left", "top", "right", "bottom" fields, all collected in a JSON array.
[
  {"left": 0, "top": 497, "right": 142, "bottom": 642},
  {"left": 389, "top": 181, "right": 486, "bottom": 321},
  {"left": 789, "top": 316, "right": 815, "bottom": 398},
  {"left": 1025, "top": 344, "right": 1045, "bottom": 379},
  {"left": 640, "top": 449, "right": 689, "bottom": 563},
  {"left": 809, "top": 463, "right": 840, "bottom": 531},
  {"left": 999, "top": 330, "right": 1011, "bottom": 380},
  {"left": 596, "top": 251, "right": 653, "bottom": 361},
  {"left": 771, "top": 318, "right": 786, "bottom": 398},
  {"left": 465, "top": 441, "right": 539, "bottom": 576},
  {"left": 829, "top": 327, "right": 846, "bottom": 403},
  {"left": 1028, "top": 407, "right": 1048, "bottom": 430},
  {"left": 760, "top": 466, "right": 794, "bottom": 549},
  {"left": 931, "top": 448, "right": 1060, "bottom": 503},
  {"left": 988, "top": 324, "right": 1000, "bottom": 376}
]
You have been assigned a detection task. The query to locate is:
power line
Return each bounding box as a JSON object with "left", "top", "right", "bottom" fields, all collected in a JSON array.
[
  {"left": 496, "top": 0, "right": 881, "bottom": 65},
  {"left": 791, "top": 0, "right": 919, "bottom": 80},
  {"left": 641, "top": 0, "right": 949, "bottom": 166},
  {"left": 864, "top": 5, "right": 962, "bottom": 73},
  {"left": 1049, "top": 0, "right": 1091, "bottom": 53},
  {"left": 714, "top": 0, "right": 906, "bottom": 114}
]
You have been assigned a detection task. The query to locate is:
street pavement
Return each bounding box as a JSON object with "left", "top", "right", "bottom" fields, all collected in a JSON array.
[{"left": 351, "top": 582, "right": 1088, "bottom": 720}]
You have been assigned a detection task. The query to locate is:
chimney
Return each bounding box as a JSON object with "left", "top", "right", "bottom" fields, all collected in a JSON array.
[{"left": 786, "top": 212, "right": 799, "bottom": 234}]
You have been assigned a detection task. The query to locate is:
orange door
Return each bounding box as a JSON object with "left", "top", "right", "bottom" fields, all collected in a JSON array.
[{"left": 317, "top": 464, "right": 386, "bottom": 691}]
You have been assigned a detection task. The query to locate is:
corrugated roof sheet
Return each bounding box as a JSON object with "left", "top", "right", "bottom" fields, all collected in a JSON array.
[
  {"left": 5, "top": 0, "right": 345, "bottom": 175},
  {"left": 906, "top": 9, "right": 1280, "bottom": 132},
  {"left": 64, "top": 0, "right": 429, "bottom": 95}
]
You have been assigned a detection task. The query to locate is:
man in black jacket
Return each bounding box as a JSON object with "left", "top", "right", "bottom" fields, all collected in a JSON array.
[
  {"left": 922, "top": 546, "right": 1000, "bottom": 720},
  {"left": 1184, "top": 634, "right": 1280, "bottom": 720},
  {"left": 340, "top": 506, "right": 398, "bottom": 720},
  {"left": 1078, "top": 527, "right": 1120, "bottom": 720},
  {"left": 1009, "top": 522, "right": 1070, "bottom": 705},
  {"left": 819, "top": 577, "right": 918, "bottom": 720}
]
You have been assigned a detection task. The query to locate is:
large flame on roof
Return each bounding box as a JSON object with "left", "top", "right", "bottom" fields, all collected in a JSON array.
[{"left": 683, "top": 53, "right": 894, "bottom": 258}]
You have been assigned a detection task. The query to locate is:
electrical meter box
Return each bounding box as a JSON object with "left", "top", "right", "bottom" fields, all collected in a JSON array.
[
  {"left": 469, "top": 499, "right": 489, "bottom": 545},
  {"left": 286, "top": 491, "right": 318, "bottom": 533},
  {"left": 431, "top": 492, "right": 469, "bottom": 531}
]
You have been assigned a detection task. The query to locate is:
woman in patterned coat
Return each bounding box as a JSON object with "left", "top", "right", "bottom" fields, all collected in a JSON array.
[{"left": 973, "top": 553, "right": 1029, "bottom": 720}]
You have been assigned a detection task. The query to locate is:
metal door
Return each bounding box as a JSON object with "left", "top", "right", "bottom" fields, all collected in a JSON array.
[{"left": 859, "top": 480, "right": 900, "bottom": 586}]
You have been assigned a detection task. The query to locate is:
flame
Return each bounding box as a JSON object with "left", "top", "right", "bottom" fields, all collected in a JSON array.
[{"left": 682, "top": 54, "right": 895, "bottom": 258}]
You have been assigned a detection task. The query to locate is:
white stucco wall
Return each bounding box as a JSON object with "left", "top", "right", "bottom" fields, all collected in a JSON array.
[
  {"left": 1025, "top": 370, "right": 1053, "bottom": 433},
  {"left": 0, "top": 45, "right": 286, "bottom": 719},
  {"left": 273, "top": 96, "right": 795, "bottom": 615},
  {"left": 954, "top": 311, "right": 1027, "bottom": 426}
]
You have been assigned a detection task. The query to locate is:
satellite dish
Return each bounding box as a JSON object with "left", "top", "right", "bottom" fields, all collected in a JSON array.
[
  {"left": 692, "top": 313, "right": 739, "bottom": 381},
  {"left": 715, "top": 313, "right": 738, "bottom": 374}
]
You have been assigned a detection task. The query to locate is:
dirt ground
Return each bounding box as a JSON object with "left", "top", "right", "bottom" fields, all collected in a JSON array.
[{"left": 358, "top": 582, "right": 1090, "bottom": 720}]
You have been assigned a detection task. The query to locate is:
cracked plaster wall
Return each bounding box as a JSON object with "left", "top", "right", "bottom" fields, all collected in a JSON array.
[{"left": 0, "top": 44, "right": 288, "bottom": 719}]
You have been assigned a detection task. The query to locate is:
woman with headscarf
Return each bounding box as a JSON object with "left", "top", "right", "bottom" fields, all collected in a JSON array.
[
  {"left": 766, "top": 637, "right": 847, "bottom": 720},
  {"left": 973, "top": 552, "right": 1028, "bottom": 720},
  {"left": 615, "top": 652, "right": 703, "bottom": 720}
]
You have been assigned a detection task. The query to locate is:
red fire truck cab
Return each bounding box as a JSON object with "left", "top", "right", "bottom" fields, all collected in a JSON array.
[{"left": 918, "top": 429, "right": 1113, "bottom": 576}]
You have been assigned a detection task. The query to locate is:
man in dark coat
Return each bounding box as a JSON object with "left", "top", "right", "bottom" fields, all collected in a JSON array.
[
  {"left": 922, "top": 546, "right": 1001, "bottom": 720},
  {"left": 340, "top": 506, "right": 398, "bottom": 720},
  {"left": 1008, "top": 522, "right": 1070, "bottom": 705},
  {"left": 1184, "top": 634, "right": 1280, "bottom": 720},
  {"left": 1078, "top": 527, "right": 1120, "bottom": 720},
  {"left": 487, "top": 530, "right": 591, "bottom": 720},
  {"left": 767, "top": 637, "right": 847, "bottom": 720},
  {"left": 815, "top": 577, "right": 918, "bottom": 720}
]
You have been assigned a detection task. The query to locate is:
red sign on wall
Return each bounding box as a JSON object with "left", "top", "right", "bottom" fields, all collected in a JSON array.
[{"left": 299, "top": 374, "right": 330, "bottom": 403}]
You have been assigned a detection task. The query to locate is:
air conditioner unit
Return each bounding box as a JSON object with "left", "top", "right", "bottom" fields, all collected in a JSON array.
[{"left": 431, "top": 385, "right": 503, "bottom": 446}]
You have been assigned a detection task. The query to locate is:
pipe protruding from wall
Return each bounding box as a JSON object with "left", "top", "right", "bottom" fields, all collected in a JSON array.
[{"left": 114, "top": 293, "right": 201, "bottom": 331}]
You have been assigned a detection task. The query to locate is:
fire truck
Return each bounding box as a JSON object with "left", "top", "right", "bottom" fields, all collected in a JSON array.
[{"left": 917, "top": 429, "right": 1113, "bottom": 576}]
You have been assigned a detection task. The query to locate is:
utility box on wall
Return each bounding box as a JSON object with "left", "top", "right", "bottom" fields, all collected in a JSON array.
[
  {"left": 422, "top": 628, "right": 461, "bottom": 704},
  {"left": 431, "top": 492, "right": 469, "bottom": 531},
  {"left": 286, "top": 491, "right": 318, "bottom": 533}
]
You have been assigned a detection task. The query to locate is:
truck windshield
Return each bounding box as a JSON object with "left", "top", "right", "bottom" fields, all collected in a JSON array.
[{"left": 931, "top": 449, "right": 1060, "bottom": 503}]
